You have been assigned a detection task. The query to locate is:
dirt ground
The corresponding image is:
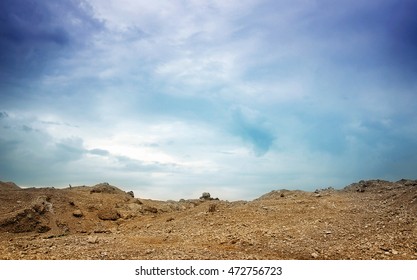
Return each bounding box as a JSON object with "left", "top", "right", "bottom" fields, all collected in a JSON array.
[{"left": 1, "top": 179, "right": 416, "bottom": 260}]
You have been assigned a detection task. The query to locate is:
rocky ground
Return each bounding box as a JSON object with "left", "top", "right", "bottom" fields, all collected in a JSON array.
[{"left": 1, "top": 179, "right": 416, "bottom": 260}]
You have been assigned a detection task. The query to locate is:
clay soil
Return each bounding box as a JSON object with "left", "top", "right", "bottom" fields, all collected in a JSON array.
[{"left": 1, "top": 180, "right": 416, "bottom": 260}]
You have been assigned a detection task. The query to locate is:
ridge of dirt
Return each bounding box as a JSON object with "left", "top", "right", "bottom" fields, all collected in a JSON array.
[
  {"left": 1, "top": 179, "right": 416, "bottom": 260},
  {"left": 0, "top": 181, "right": 21, "bottom": 190}
]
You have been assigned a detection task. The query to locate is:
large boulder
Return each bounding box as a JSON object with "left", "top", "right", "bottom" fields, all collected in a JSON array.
[{"left": 97, "top": 208, "right": 120, "bottom": 221}]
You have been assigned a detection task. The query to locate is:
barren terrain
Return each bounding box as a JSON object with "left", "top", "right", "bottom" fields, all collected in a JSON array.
[{"left": 1, "top": 179, "right": 416, "bottom": 260}]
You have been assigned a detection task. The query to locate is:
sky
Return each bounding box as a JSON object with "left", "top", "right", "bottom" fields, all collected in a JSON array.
[{"left": 1, "top": 0, "right": 416, "bottom": 200}]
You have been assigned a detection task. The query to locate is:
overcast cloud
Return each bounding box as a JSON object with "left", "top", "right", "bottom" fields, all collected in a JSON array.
[{"left": 1, "top": 0, "right": 416, "bottom": 200}]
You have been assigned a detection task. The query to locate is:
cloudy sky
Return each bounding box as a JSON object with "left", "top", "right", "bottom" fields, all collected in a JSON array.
[{"left": 1, "top": 0, "right": 416, "bottom": 200}]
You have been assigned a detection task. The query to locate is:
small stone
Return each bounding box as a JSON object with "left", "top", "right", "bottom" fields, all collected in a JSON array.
[
  {"left": 72, "top": 210, "right": 83, "bottom": 218},
  {"left": 392, "top": 249, "right": 399, "bottom": 255},
  {"left": 37, "top": 225, "right": 51, "bottom": 233},
  {"left": 380, "top": 246, "right": 390, "bottom": 252},
  {"left": 311, "top": 252, "right": 319, "bottom": 258},
  {"left": 325, "top": 230, "right": 332, "bottom": 234},
  {"left": 87, "top": 236, "right": 98, "bottom": 244}
]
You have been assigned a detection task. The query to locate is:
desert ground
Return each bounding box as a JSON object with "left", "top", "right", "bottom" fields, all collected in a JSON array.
[{"left": 1, "top": 179, "right": 416, "bottom": 260}]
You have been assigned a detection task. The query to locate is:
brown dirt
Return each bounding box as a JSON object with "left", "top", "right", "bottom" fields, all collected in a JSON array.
[{"left": 1, "top": 180, "right": 416, "bottom": 260}]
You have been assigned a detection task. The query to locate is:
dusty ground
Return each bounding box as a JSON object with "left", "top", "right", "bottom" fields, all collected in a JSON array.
[{"left": 1, "top": 179, "right": 416, "bottom": 260}]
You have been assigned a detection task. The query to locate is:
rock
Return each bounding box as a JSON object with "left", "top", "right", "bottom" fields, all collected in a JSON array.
[
  {"left": 37, "top": 225, "right": 51, "bottom": 233},
  {"left": 126, "top": 203, "right": 141, "bottom": 212},
  {"left": 127, "top": 191, "right": 134, "bottom": 198},
  {"left": 87, "top": 236, "right": 98, "bottom": 244},
  {"left": 72, "top": 210, "right": 83, "bottom": 218},
  {"left": 134, "top": 199, "right": 143, "bottom": 205},
  {"left": 200, "top": 192, "right": 211, "bottom": 200},
  {"left": 142, "top": 205, "right": 158, "bottom": 214},
  {"left": 31, "top": 196, "right": 53, "bottom": 214},
  {"left": 98, "top": 208, "right": 120, "bottom": 221},
  {"left": 311, "top": 252, "right": 319, "bottom": 258}
]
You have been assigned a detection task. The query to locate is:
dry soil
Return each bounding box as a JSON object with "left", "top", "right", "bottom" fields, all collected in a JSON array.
[{"left": 1, "top": 180, "right": 416, "bottom": 260}]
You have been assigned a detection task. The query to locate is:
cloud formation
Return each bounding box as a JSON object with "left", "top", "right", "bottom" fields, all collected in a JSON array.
[
  {"left": 231, "top": 107, "right": 275, "bottom": 156},
  {"left": 0, "top": 0, "right": 102, "bottom": 83},
  {"left": 1, "top": 0, "right": 416, "bottom": 200}
]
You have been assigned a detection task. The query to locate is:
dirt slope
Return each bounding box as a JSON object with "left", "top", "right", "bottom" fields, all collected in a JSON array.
[{"left": 0, "top": 180, "right": 416, "bottom": 260}]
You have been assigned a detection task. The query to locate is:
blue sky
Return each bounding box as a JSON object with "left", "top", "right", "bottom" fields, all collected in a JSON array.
[{"left": 1, "top": 0, "right": 416, "bottom": 200}]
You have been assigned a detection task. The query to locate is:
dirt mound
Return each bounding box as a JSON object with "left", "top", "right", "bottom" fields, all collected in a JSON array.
[
  {"left": 255, "top": 189, "right": 309, "bottom": 200},
  {"left": 343, "top": 179, "right": 394, "bottom": 192},
  {"left": 0, "top": 195, "right": 53, "bottom": 233},
  {"left": 89, "top": 182, "right": 127, "bottom": 195},
  {"left": 0, "top": 183, "right": 137, "bottom": 236},
  {"left": 1, "top": 179, "right": 416, "bottom": 260},
  {"left": 0, "top": 209, "right": 52, "bottom": 234},
  {"left": 0, "top": 181, "right": 20, "bottom": 190}
]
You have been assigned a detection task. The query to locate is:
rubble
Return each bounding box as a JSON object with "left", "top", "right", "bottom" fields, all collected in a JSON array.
[{"left": 0, "top": 179, "right": 416, "bottom": 260}]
